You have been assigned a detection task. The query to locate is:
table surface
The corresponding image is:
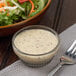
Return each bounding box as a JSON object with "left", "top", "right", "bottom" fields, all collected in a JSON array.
[{"left": 0, "top": 0, "right": 76, "bottom": 70}]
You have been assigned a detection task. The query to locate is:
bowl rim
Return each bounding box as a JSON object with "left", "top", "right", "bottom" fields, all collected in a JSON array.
[
  {"left": 12, "top": 25, "right": 60, "bottom": 56},
  {"left": 0, "top": 0, "right": 51, "bottom": 29}
]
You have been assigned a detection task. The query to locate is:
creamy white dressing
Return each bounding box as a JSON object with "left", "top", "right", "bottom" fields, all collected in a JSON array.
[
  {"left": 14, "top": 29, "right": 58, "bottom": 55},
  {"left": 0, "top": 6, "right": 18, "bottom": 10}
]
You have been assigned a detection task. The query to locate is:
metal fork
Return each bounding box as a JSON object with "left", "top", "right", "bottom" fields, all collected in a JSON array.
[{"left": 48, "top": 40, "right": 76, "bottom": 76}]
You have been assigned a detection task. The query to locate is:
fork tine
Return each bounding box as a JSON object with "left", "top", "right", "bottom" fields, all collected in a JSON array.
[
  {"left": 66, "top": 40, "right": 76, "bottom": 55},
  {"left": 70, "top": 46, "right": 76, "bottom": 56},
  {"left": 72, "top": 49, "right": 76, "bottom": 58},
  {"left": 73, "top": 52, "right": 76, "bottom": 58}
]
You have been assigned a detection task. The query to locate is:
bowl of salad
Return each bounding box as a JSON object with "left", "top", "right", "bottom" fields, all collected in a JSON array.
[{"left": 0, "top": 0, "right": 51, "bottom": 36}]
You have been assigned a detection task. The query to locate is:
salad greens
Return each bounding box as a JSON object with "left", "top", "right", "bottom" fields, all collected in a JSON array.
[{"left": 0, "top": 0, "right": 48, "bottom": 26}]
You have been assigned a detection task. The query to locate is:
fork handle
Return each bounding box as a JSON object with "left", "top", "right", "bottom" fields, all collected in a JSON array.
[{"left": 48, "top": 63, "right": 62, "bottom": 76}]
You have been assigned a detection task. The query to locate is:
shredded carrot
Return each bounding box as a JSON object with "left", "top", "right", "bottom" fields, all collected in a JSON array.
[
  {"left": 7, "top": 13, "right": 9, "bottom": 16},
  {"left": 7, "top": 2, "right": 10, "bottom": 6},
  {"left": 28, "top": 0, "right": 35, "bottom": 16},
  {"left": 0, "top": 5, "right": 2, "bottom": 8},
  {"left": 0, "top": 3, "right": 6, "bottom": 7},
  {"left": 0, "top": 3, "right": 6, "bottom": 12}
]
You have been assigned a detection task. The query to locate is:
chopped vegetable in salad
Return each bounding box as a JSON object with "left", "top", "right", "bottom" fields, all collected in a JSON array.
[{"left": 0, "top": 0, "right": 48, "bottom": 26}]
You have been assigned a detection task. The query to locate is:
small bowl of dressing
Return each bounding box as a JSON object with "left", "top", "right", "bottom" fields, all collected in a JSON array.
[{"left": 12, "top": 25, "right": 60, "bottom": 67}]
